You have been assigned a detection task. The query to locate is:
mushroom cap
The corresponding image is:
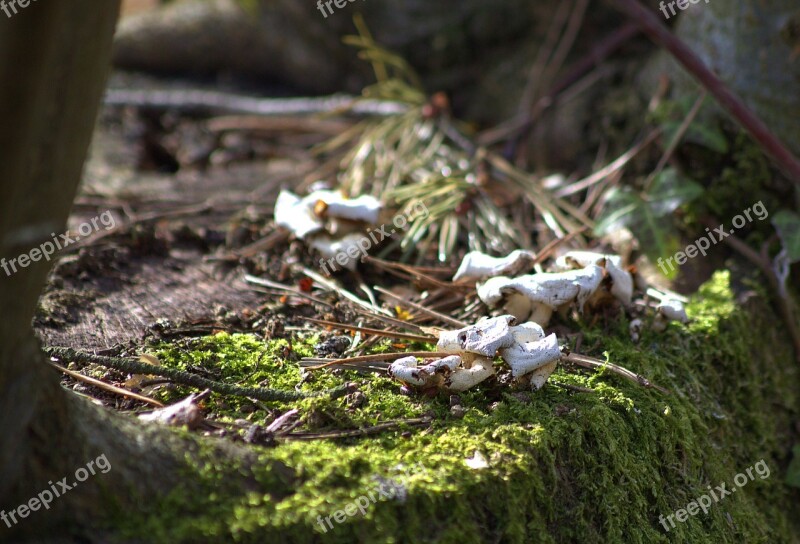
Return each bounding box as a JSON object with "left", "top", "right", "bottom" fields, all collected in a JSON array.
[
  {"left": 509, "top": 321, "right": 546, "bottom": 343},
  {"left": 274, "top": 189, "right": 382, "bottom": 240},
  {"left": 453, "top": 249, "right": 536, "bottom": 282},
  {"left": 274, "top": 190, "right": 323, "bottom": 239},
  {"left": 388, "top": 355, "right": 462, "bottom": 388},
  {"left": 555, "top": 251, "right": 633, "bottom": 305},
  {"left": 500, "top": 333, "right": 561, "bottom": 378},
  {"left": 436, "top": 315, "right": 517, "bottom": 357},
  {"left": 388, "top": 355, "right": 494, "bottom": 392},
  {"left": 477, "top": 265, "right": 604, "bottom": 312},
  {"left": 657, "top": 299, "right": 689, "bottom": 323}
]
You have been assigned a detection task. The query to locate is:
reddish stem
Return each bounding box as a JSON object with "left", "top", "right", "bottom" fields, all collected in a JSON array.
[{"left": 607, "top": 0, "right": 800, "bottom": 183}]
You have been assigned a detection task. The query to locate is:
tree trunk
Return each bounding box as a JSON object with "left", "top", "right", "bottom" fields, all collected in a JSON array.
[{"left": 0, "top": 1, "right": 184, "bottom": 538}]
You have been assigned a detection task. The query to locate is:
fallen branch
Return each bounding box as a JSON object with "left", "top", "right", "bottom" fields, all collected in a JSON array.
[
  {"left": 45, "top": 346, "right": 355, "bottom": 402},
  {"left": 303, "top": 351, "right": 434, "bottom": 371}
]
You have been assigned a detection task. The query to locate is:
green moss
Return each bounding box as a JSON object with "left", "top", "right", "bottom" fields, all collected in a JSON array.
[
  {"left": 112, "top": 272, "right": 799, "bottom": 543},
  {"left": 684, "top": 132, "right": 786, "bottom": 241}
]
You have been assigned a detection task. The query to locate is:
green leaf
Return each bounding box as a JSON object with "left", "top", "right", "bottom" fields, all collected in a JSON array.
[
  {"left": 661, "top": 121, "right": 729, "bottom": 154},
  {"left": 773, "top": 210, "right": 800, "bottom": 263},
  {"left": 595, "top": 169, "right": 702, "bottom": 278},
  {"left": 593, "top": 187, "right": 640, "bottom": 235},
  {"left": 787, "top": 444, "right": 800, "bottom": 488},
  {"left": 647, "top": 168, "right": 704, "bottom": 215}
]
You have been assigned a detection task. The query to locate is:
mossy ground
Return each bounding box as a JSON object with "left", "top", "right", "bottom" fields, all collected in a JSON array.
[{"left": 111, "top": 272, "right": 799, "bottom": 543}]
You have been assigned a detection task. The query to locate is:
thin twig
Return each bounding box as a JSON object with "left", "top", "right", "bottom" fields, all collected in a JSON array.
[
  {"left": 482, "top": 22, "right": 640, "bottom": 147},
  {"left": 244, "top": 275, "right": 336, "bottom": 308},
  {"left": 297, "top": 265, "right": 393, "bottom": 317},
  {"left": 303, "top": 351, "right": 435, "bottom": 371},
  {"left": 47, "top": 361, "right": 164, "bottom": 407},
  {"left": 644, "top": 90, "right": 707, "bottom": 191},
  {"left": 364, "top": 256, "right": 464, "bottom": 290},
  {"left": 561, "top": 350, "right": 670, "bottom": 394},
  {"left": 556, "top": 130, "right": 660, "bottom": 198},
  {"left": 532, "top": 227, "right": 589, "bottom": 265},
  {"left": 104, "top": 89, "right": 409, "bottom": 117},
  {"left": 306, "top": 318, "right": 436, "bottom": 343}
]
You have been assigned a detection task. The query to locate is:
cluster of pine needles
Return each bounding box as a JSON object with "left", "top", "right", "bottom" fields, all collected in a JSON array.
[{"left": 314, "top": 15, "right": 593, "bottom": 265}]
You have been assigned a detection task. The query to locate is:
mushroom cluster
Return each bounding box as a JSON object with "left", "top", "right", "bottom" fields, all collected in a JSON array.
[
  {"left": 461, "top": 248, "right": 689, "bottom": 332},
  {"left": 476, "top": 264, "right": 606, "bottom": 326},
  {"left": 388, "top": 315, "right": 562, "bottom": 393}
]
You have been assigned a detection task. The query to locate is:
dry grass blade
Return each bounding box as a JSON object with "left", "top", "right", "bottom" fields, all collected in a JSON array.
[
  {"left": 244, "top": 274, "right": 336, "bottom": 308},
  {"left": 532, "top": 227, "right": 588, "bottom": 265},
  {"left": 555, "top": 129, "right": 660, "bottom": 198},
  {"left": 297, "top": 266, "right": 393, "bottom": 317},
  {"left": 373, "top": 286, "right": 468, "bottom": 328},
  {"left": 306, "top": 318, "right": 436, "bottom": 343}
]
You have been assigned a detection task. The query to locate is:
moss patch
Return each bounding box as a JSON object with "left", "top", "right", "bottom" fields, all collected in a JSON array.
[{"left": 113, "top": 272, "right": 799, "bottom": 543}]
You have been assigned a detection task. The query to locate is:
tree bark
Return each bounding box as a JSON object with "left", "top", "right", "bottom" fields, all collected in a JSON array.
[
  {"left": 0, "top": 7, "right": 288, "bottom": 540},
  {"left": 0, "top": 1, "right": 157, "bottom": 538}
]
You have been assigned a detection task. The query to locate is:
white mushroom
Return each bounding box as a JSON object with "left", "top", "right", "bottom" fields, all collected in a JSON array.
[
  {"left": 555, "top": 250, "right": 633, "bottom": 305},
  {"left": 446, "top": 358, "right": 496, "bottom": 392},
  {"left": 629, "top": 318, "right": 643, "bottom": 343},
  {"left": 527, "top": 361, "right": 559, "bottom": 390},
  {"left": 653, "top": 299, "right": 689, "bottom": 331},
  {"left": 388, "top": 355, "right": 460, "bottom": 388},
  {"left": 499, "top": 333, "right": 560, "bottom": 378},
  {"left": 312, "top": 189, "right": 381, "bottom": 224},
  {"left": 657, "top": 299, "right": 688, "bottom": 322},
  {"left": 477, "top": 265, "right": 604, "bottom": 325},
  {"left": 452, "top": 249, "right": 536, "bottom": 282},
  {"left": 274, "top": 188, "right": 382, "bottom": 239},
  {"left": 387, "top": 355, "right": 494, "bottom": 392},
  {"left": 274, "top": 190, "right": 323, "bottom": 238},
  {"left": 436, "top": 315, "right": 517, "bottom": 359},
  {"left": 391, "top": 317, "right": 560, "bottom": 392},
  {"left": 308, "top": 233, "right": 366, "bottom": 271}
]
